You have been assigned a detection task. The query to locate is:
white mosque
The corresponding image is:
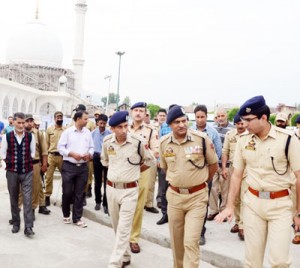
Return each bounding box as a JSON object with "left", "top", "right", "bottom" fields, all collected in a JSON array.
[{"left": 0, "top": 0, "right": 94, "bottom": 121}]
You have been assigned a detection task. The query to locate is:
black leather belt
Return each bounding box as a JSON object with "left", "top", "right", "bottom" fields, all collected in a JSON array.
[
  {"left": 32, "top": 159, "right": 40, "bottom": 165},
  {"left": 49, "top": 152, "right": 61, "bottom": 156},
  {"left": 93, "top": 152, "right": 101, "bottom": 158},
  {"left": 64, "top": 160, "right": 87, "bottom": 167}
]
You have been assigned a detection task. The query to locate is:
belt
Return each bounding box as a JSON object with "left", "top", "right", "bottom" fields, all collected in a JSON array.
[
  {"left": 169, "top": 183, "right": 206, "bottom": 194},
  {"left": 248, "top": 186, "right": 289, "bottom": 199},
  {"left": 107, "top": 180, "right": 138, "bottom": 189},
  {"left": 64, "top": 160, "right": 87, "bottom": 167},
  {"left": 32, "top": 159, "right": 40, "bottom": 165},
  {"left": 49, "top": 152, "right": 61, "bottom": 156},
  {"left": 93, "top": 152, "right": 101, "bottom": 158}
]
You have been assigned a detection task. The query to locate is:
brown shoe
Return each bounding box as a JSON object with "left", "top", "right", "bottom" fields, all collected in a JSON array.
[
  {"left": 122, "top": 260, "right": 131, "bottom": 267},
  {"left": 207, "top": 213, "right": 218, "bottom": 221},
  {"left": 230, "top": 224, "right": 239, "bottom": 233},
  {"left": 292, "top": 235, "right": 300, "bottom": 244},
  {"left": 238, "top": 229, "right": 245, "bottom": 241},
  {"left": 130, "top": 242, "right": 140, "bottom": 253}
]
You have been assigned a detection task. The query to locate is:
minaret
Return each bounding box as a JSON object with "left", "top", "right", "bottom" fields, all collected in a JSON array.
[{"left": 73, "top": 0, "right": 87, "bottom": 95}]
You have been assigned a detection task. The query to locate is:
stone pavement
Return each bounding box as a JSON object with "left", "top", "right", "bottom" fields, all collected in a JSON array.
[{"left": 0, "top": 168, "right": 215, "bottom": 268}]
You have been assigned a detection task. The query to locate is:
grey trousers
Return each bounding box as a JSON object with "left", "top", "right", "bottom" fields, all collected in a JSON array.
[{"left": 6, "top": 171, "right": 34, "bottom": 228}]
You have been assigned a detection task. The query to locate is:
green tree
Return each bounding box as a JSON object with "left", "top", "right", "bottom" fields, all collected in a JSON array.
[
  {"left": 122, "top": 96, "right": 131, "bottom": 107},
  {"left": 147, "top": 103, "right": 160, "bottom": 119},
  {"left": 291, "top": 113, "right": 300, "bottom": 126},
  {"left": 227, "top": 107, "right": 239, "bottom": 122},
  {"left": 101, "top": 93, "right": 119, "bottom": 107},
  {"left": 269, "top": 114, "right": 276, "bottom": 125}
]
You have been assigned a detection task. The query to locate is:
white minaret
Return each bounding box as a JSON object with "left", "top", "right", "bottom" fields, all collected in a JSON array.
[{"left": 73, "top": 0, "right": 87, "bottom": 95}]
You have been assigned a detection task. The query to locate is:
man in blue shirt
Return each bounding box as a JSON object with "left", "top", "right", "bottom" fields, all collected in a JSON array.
[
  {"left": 193, "top": 104, "right": 222, "bottom": 245},
  {"left": 91, "top": 114, "right": 112, "bottom": 213}
]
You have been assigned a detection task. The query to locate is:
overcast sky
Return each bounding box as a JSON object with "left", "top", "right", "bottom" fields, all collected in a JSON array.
[{"left": 1, "top": 0, "right": 300, "bottom": 110}]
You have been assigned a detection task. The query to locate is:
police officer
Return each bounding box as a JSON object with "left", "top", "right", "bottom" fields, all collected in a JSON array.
[
  {"left": 275, "top": 112, "right": 288, "bottom": 129},
  {"left": 24, "top": 114, "right": 50, "bottom": 217},
  {"left": 160, "top": 105, "right": 218, "bottom": 268},
  {"left": 128, "top": 102, "right": 159, "bottom": 254},
  {"left": 216, "top": 96, "right": 300, "bottom": 268},
  {"left": 45, "top": 111, "right": 65, "bottom": 206},
  {"left": 101, "top": 111, "right": 156, "bottom": 268},
  {"left": 221, "top": 114, "right": 247, "bottom": 240}
]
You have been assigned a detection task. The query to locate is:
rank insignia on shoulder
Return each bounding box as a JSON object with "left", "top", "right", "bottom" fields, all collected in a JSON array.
[
  {"left": 163, "top": 147, "right": 175, "bottom": 157},
  {"left": 107, "top": 145, "right": 116, "bottom": 155},
  {"left": 245, "top": 139, "right": 256, "bottom": 150}
]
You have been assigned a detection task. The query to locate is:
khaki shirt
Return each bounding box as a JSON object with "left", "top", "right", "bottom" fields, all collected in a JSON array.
[
  {"left": 234, "top": 125, "right": 300, "bottom": 191},
  {"left": 222, "top": 129, "right": 247, "bottom": 162},
  {"left": 159, "top": 129, "right": 218, "bottom": 188},
  {"left": 86, "top": 120, "right": 96, "bottom": 132},
  {"left": 46, "top": 125, "right": 65, "bottom": 153},
  {"left": 129, "top": 123, "right": 159, "bottom": 157},
  {"left": 32, "top": 129, "right": 48, "bottom": 160},
  {"left": 101, "top": 133, "right": 156, "bottom": 183}
]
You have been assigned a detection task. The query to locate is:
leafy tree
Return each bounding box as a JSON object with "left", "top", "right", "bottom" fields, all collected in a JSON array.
[
  {"left": 101, "top": 93, "right": 119, "bottom": 106},
  {"left": 291, "top": 113, "right": 300, "bottom": 126},
  {"left": 147, "top": 103, "right": 160, "bottom": 119},
  {"left": 227, "top": 107, "right": 239, "bottom": 122},
  {"left": 122, "top": 96, "right": 131, "bottom": 107},
  {"left": 269, "top": 114, "right": 276, "bottom": 125}
]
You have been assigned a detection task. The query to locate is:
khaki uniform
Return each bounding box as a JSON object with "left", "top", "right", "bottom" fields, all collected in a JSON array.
[
  {"left": 222, "top": 129, "right": 248, "bottom": 229},
  {"left": 45, "top": 125, "right": 65, "bottom": 197},
  {"left": 128, "top": 123, "right": 159, "bottom": 243},
  {"left": 101, "top": 133, "right": 156, "bottom": 267},
  {"left": 234, "top": 125, "right": 300, "bottom": 268},
  {"left": 145, "top": 123, "right": 160, "bottom": 207},
  {"left": 20, "top": 129, "right": 48, "bottom": 209},
  {"left": 160, "top": 129, "right": 218, "bottom": 268},
  {"left": 85, "top": 120, "right": 96, "bottom": 193}
]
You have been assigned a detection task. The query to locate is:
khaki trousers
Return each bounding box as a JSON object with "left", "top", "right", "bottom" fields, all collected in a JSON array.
[
  {"left": 85, "top": 160, "right": 94, "bottom": 192},
  {"left": 145, "top": 165, "right": 157, "bottom": 207},
  {"left": 45, "top": 154, "right": 63, "bottom": 197},
  {"left": 243, "top": 190, "right": 293, "bottom": 268},
  {"left": 209, "top": 167, "right": 229, "bottom": 214},
  {"left": 167, "top": 187, "right": 208, "bottom": 268},
  {"left": 130, "top": 169, "right": 150, "bottom": 243},
  {"left": 107, "top": 185, "right": 138, "bottom": 268}
]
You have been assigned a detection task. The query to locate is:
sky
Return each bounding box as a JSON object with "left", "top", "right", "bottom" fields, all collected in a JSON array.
[{"left": 0, "top": 0, "right": 300, "bottom": 110}]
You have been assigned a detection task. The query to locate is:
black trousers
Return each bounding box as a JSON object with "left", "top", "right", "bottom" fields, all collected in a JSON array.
[
  {"left": 93, "top": 157, "right": 108, "bottom": 207},
  {"left": 201, "top": 180, "right": 213, "bottom": 236},
  {"left": 61, "top": 161, "right": 88, "bottom": 223},
  {"left": 156, "top": 167, "right": 168, "bottom": 216},
  {"left": 6, "top": 170, "right": 33, "bottom": 228}
]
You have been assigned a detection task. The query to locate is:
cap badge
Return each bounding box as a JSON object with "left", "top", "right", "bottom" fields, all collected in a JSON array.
[{"left": 246, "top": 107, "right": 251, "bottom": 113}]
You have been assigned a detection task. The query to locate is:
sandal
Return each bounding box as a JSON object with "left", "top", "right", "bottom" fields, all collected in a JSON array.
[
  {"left": 75, "top": 220, "right": 87, "bottom": 228},
  {"left": 63, "top": 217, "right": 71, "bottom": 224}
]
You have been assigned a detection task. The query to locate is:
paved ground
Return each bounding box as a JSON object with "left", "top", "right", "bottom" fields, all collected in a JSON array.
[{"left": 0, "top": 168, "right": 215, "bottom": 268}]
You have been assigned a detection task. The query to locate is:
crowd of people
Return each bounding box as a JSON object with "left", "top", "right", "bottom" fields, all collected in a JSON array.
[{"left": 1, "top": 95, "right": 300, "bottom": 268}]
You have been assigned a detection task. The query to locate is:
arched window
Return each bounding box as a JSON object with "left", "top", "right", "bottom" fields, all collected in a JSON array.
[
  {"left": 12, "top": 98, "right": 18, "bottom": 114},
  {"left": 2, "top": 96, "right": 9, "bottom": 118}
]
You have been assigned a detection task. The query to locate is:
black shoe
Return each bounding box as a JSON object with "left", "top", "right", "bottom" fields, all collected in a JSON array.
[
  {"left": 12, "top": 225, "right": 20, "bottom": 234},
  {"left": 199, "top": 235, "right": 206, "bottom": 246},
  {"left": 103, "top": 206, "right": 109, "bottom": 215},
  {"left": 122, "top": 260, "right": 131, "bottom": 267},
  {"left": 45, "top": 196, "right": 50, "bottom": 206},
  {"left": 24, "top": 227, "right": 35, "bottom": 237},
  {"left": 83, "top": 197, "right": 87, "bottom": 206},
  {"left": 38, "top": 206, "right": 51, "bottom": 215},
  {"left": 32, "top": 209, "right": 35, "bottom": 221},
  {"left": 95, "top": 203, "right": 100, "bottom": 211},
  {"left": 144, "top": 207, "right": 159, "bottom": 214},
  {"left": 156, "top": 215, "right": 168, "bottom": 225},
  {"left": 9, "top": 219, "right": 13, "bottom": 225}
]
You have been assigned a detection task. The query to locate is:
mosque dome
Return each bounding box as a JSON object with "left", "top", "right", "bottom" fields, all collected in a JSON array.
[{"left": 5, "top": 19, "right": 63, "bottom": 68}]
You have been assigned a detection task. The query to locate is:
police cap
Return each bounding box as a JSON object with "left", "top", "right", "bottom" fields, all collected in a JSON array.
[
  {"left": 109, "top": 111, "right": 129, "bottom": 127},
  {"left": 166, "top": 105, "right": 186, "bottom": 125},
  {"left": 73, "top": 104, "right": 86, "bottom": 111},
  {"left": 131, "top": 102, "right": 147, "bottom": 110},
  {"left": 238, "top": 95, "right": 266, "bottom": 116}
]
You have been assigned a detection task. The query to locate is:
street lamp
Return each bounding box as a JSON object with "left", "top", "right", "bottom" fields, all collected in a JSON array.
[
  {"left": 116, "top": 51, "right": 125, "bottom": 111},
  {"left": 104, "top": 75, "right": 112, "bottom": 115}
]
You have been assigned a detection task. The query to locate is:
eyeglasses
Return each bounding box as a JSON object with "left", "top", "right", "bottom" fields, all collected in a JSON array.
[{"left": 241, "top": 116, "right": 258, "bottom": 123}]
